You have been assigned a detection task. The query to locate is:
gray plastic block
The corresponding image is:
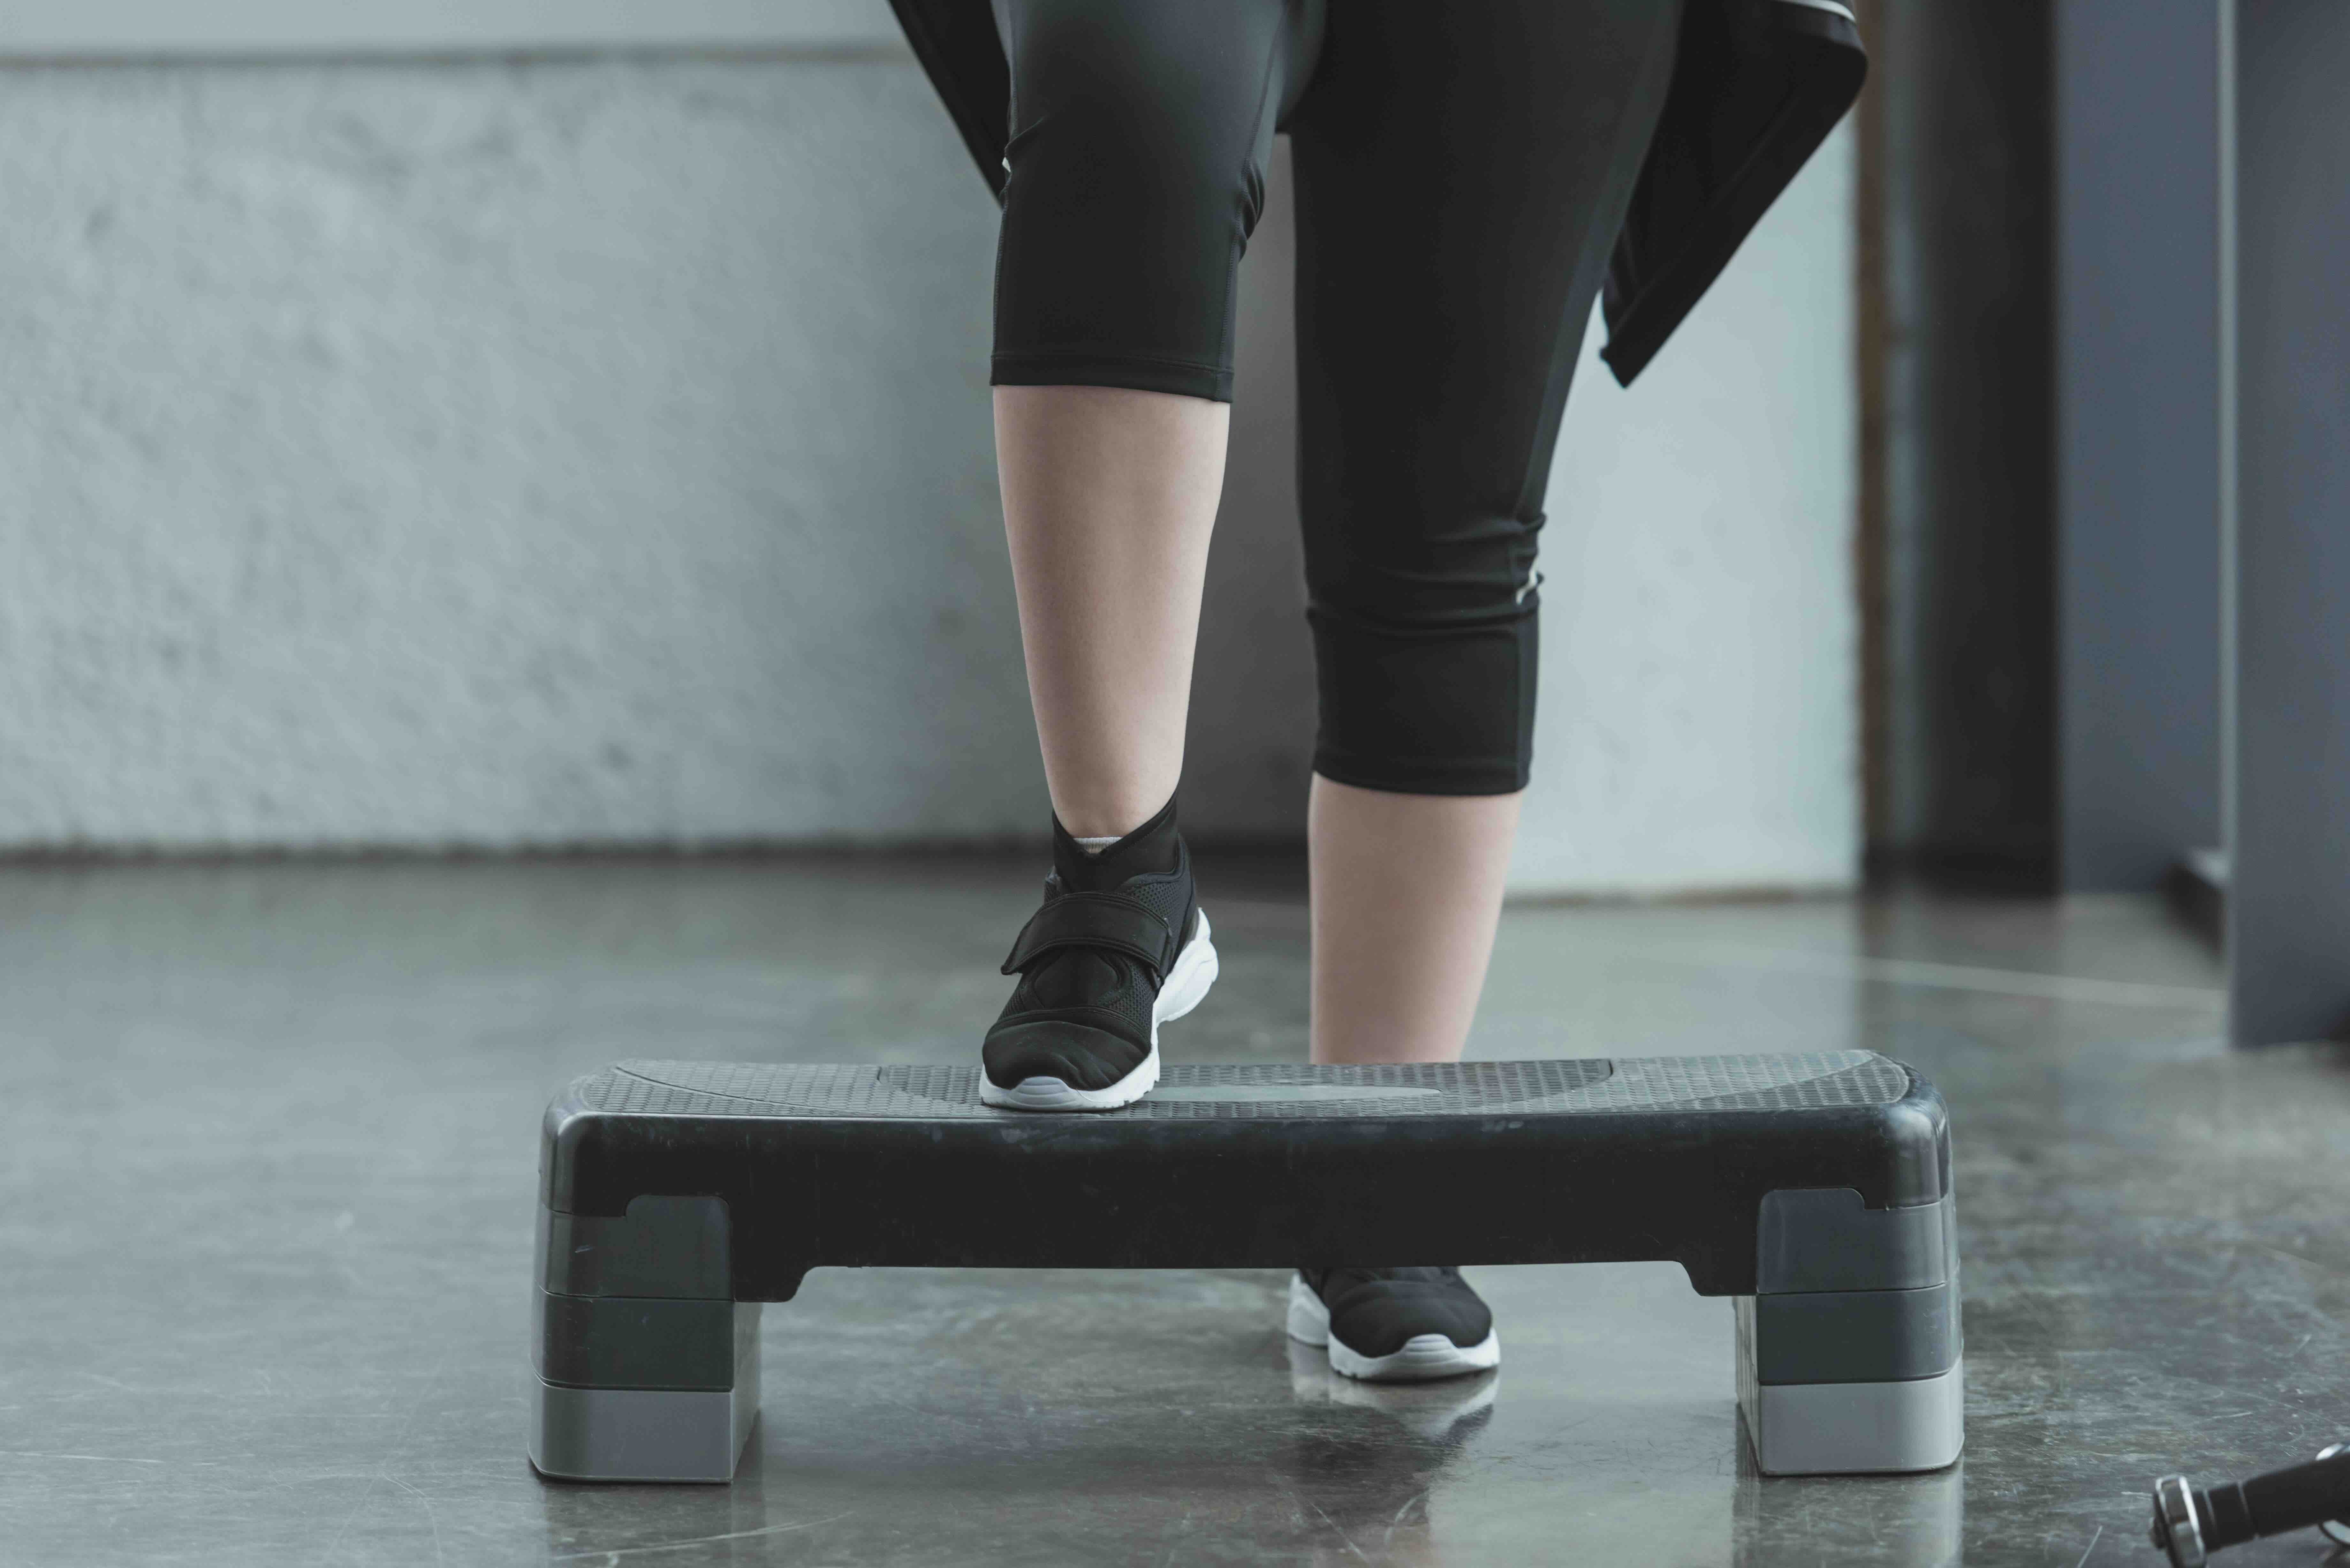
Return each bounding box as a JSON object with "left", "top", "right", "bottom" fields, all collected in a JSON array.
[
  {"left": 530, "top": 1378, "right": 760, "bottom": 1482},
  {"left": 1749, "top": 1283, "right": 1959, "bottom": 1385},
  {"left": 540, "top": 1197, "right": 730, "bottom": 1300},
  {"left": 530, "top": 1302, "right": 762, "bottom": 1482},
  {"left": 1740, "top": 1365, "right": 1966, "bottom": 1476},
  {"left": 534, "top": 1294, "right": 756, "bottom": 1391},
  {"left": 1737, "top": 1298, "right": 1964, "bottom": 1474},
  {"left": 1757, "top": 1188, "right": 1953, "bottom": 1294}
]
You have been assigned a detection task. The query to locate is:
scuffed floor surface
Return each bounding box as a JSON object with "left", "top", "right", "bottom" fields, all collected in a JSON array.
[{"left": 3, "top": 856, "right": 2346, "bottom": 1566}]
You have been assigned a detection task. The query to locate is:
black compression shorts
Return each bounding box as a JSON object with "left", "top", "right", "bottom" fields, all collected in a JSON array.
[{"left": 990, "top": 0, "right": 1684, "bottom": 795}]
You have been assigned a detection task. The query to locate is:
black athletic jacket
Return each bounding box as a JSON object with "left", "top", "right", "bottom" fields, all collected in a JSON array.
[{"left": 886, "top": 0, "right": 1865, "bottom": 386}]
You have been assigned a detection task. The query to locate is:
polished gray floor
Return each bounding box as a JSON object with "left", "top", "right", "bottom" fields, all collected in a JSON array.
[{"left": 4, "top": 856, "right": 2347, "bottom": 1566}]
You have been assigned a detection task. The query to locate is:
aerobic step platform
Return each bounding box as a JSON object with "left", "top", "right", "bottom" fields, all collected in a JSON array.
[{"left": 531, "top": 1051, "right": 1960, "bottom": 1482}]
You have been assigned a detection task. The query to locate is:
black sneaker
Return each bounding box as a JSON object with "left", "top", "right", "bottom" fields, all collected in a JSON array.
[
  {"left": 1287, "top": 1267, "right": 1500, "bottom": 1382},
  {"left": 980, "top": 796, "right": 1218, "bottom": 1112}
]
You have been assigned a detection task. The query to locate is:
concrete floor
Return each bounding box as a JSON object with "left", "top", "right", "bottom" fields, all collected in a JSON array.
[{"left": 4, "top": 854, "right": 2347, "bottom": 1567}]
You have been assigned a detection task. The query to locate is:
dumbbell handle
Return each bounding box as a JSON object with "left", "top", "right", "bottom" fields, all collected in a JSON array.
[{"left": 2152, "top": 1448, "right": 2350, "bottom": 1565}]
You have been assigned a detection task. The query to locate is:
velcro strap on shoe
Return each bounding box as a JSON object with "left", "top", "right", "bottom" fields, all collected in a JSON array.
[{"left": 1000, "top": 893, "right": 1179, "bottom": 981}]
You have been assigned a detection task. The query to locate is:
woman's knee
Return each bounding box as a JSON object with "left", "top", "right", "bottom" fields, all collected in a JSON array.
[
  {"left": 1304, "top": 546, "right": 1543, "bottom": 798},
  {"left": 992, "top": 0, "right": 1302, "bottom": 402}
]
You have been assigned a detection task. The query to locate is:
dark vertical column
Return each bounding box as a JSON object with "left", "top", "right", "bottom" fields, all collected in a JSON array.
[
  {"left": 1854, "top": 0, "right": 1894, "bottom": 859},
  {"left": 2229, "top": 0, "right": 2350, "bottom": 1045},
  {"left": 1870, "top": 1, "right": 2058, "bottom": 886},
  {"left": 2052, "top": 0, "right": 2223, "bottom": 891}
]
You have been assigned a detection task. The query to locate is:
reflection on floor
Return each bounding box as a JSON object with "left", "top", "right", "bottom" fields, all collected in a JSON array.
[{"left": 3, "top": 854, "right": 2345, "bottom": 1565}]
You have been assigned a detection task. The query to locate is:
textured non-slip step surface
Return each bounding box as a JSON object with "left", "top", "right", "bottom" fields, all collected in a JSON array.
[{"left": 574, "top": 1051, "right": 1910, "bottom": 1121}]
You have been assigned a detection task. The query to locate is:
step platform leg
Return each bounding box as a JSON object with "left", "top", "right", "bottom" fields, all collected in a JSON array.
[
  {"left": 1735, "top": 1188, "right": 1965, "bottom": 1475},
  {"left": 529, "top": 1196, "right": 762, "bottom": 1482}
]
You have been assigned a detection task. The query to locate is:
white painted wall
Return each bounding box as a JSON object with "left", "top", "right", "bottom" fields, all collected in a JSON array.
[
  {"left": 1, "top": 1, "right": 902, "bottom": 57},
  {"left": 1513, "top": 124, "right": 1860, "bottom": 895},
  {"left": 0, "top": 49, "right": 1855, "bottom": 889},
  {"left": 0, "top": 58, "right": 1055, "bottom": 849}
]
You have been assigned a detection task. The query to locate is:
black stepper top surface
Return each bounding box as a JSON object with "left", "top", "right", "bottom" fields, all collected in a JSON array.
[
  {"left": 575, "top": 1052, "right": 1907, "bottom": 1120},
  {"left": 541, "top": 1053, "right": 1948, "bottom": 1299}
]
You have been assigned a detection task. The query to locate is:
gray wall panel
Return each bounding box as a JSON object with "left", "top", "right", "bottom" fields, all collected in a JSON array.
[
  {"left": 2229, "top": 0, "right": 2350, "bottom": 1044},
  {"left": 2054, "top": 0, "right": 2222, "bottom": 891}
]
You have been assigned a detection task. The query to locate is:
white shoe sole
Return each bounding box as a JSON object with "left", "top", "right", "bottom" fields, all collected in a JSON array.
[
  {"left": 979, "top": 909, "right": 1218, "bottom": 1113},
  {"left": 1285, "top": 1273, "right": 1501, "bottom": 1383}
]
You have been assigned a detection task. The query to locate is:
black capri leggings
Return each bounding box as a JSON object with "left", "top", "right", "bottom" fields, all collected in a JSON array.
[{"left": 990, "top": 0, "right": 1684, "bottom": 795}]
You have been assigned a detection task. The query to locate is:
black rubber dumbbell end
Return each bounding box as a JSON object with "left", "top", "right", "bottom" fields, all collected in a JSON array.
[
  {"left": 2149, "top": 1474, "right": 2208, "bottom": 1567},
  {"left": 2149, "top": 1444, "right": 2350, "bottom": 1566}
]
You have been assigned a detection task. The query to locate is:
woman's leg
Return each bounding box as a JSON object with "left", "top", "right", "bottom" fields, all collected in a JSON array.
[
  {"left": 977, "top": 0, "right": 1319, "bottom": 1108},
  {"left": 1279, "top": 0, "right": 1684, "bottom": 1386},
  {"left": 995, "top": 386, "right": 1226, "bottom": 841},
  {"left": 1288, "top": 0, "right": 1685, "bottom": 1068},
  {"left": 1308, "top": 778, "right": 1521, "bottom": 1065},
  {"left": 989, "top": 0, "right": 1319, "bottom": 839}
]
